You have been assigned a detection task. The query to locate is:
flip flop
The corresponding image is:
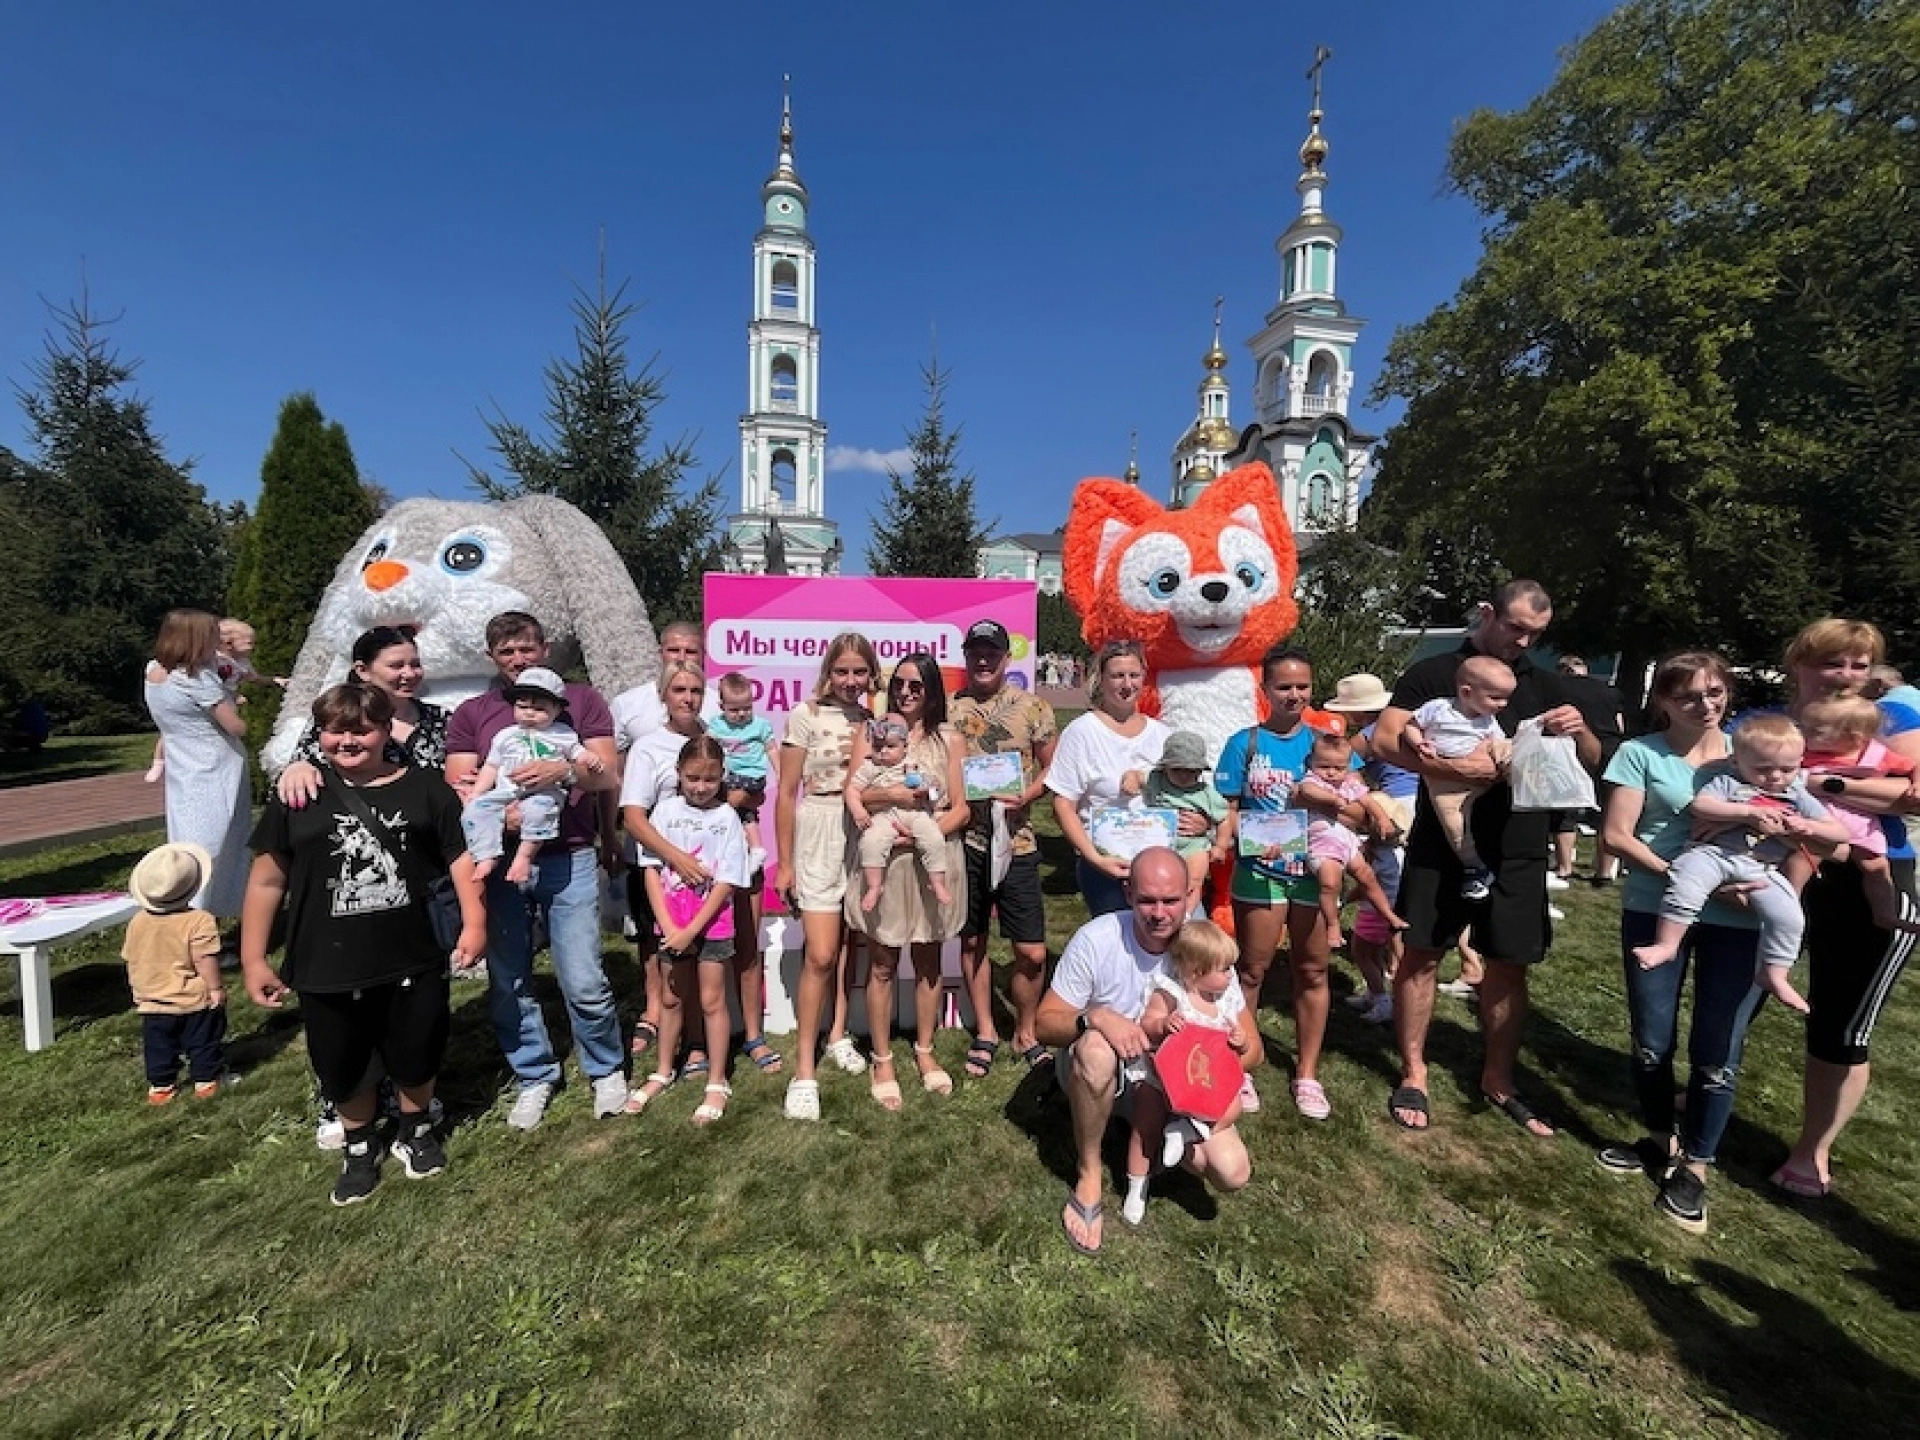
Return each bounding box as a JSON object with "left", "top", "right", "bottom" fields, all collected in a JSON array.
[
  {"left": 1484, "top": 1092, "right": 1555, "bottom": 1138},
  {"left": 1770, "top": 1162, "right": 1831, "bottom": 1199},
  {"left": 1061, "top": 1194, "right": 1103, "bottom": 1255},
  {"left": 964, "top": 1036, "right": 1000, "bottom": 1078},
  {"left": 628, "top": 1020, "right": 659, "bottom": 1058},
  {"left": 1388, "top": 1084, "right": 1429, "bottom": 1131}
]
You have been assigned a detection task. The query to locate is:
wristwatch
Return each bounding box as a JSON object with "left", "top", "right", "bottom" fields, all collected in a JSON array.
[
  {"left": 1821, "top": 776, "right": 1847, "bottom": 795},
  {"left": 1075, "top": 1011, "right": 1092, "bottom": 1036}
]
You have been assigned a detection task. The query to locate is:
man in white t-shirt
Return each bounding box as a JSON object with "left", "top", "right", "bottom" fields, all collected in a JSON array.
[{"left": 1037, "top": 847, "right": 1252, "bottom": 1255}]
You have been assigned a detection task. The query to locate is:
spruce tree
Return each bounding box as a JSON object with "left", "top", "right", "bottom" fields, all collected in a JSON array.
[
  {"left": 227, "top": 392, "right": 375, "bottom": 760},
  {"left": 467, "top": 272, "right": 720, "bottom": 624},
  {"left": 867, "top": 358, "right": 992, "bottom": 578},
  {"left": 11, "top": 296, "right": 228, "bottom": 729}
]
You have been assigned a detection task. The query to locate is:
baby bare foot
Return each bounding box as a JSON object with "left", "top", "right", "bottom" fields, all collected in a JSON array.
[
  {"left": 472, "top": 858, "right": 497, "bottom": 882},
  {"left": 861, "top": 886, "right": 883, "bottom": 913},
  {"left": 1633, "top": 944, "right": 1678, "bottom": 970},
  {"left": 505, "top": 858, "right": 533, "bottom": 886},
  {"left": 1760, "top": 969, "right": 1811, "bottom": 1014},
  {"left": 930, "top": 875, "right": 953, "bottom": 906}
]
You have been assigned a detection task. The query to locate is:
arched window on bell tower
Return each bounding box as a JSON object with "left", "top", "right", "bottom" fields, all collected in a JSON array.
[
  {"left": 1304, "top": 352, "right": 1339, "bottom": 414},
  {"left": 771, "top": 259, "right": 799, "bottom": 312},
  {"left": 770, "top": 354, "right": 798, "bottom": 410},
  {"left": 770, "top": 448, "right": 797, "bottom": 509},
  {"left": 1306, "top": 471, "right": 1333, "bottom": 525}
]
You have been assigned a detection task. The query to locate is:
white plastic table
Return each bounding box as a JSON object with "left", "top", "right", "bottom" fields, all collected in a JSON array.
[{"left": 0, "top": 895, "right": 139, "bottom": 1051}]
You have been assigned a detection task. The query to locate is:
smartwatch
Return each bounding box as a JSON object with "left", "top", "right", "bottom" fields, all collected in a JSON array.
[
  {"left": 1075, "top": 1011, "right": 1092, "bottom": 1036},
  {"left": 1821, "top": 776, "right": 1847, "bottom": 795}
]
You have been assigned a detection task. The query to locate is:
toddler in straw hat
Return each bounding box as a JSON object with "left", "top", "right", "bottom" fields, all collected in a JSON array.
[{"left": 122, "top": 841, "right": 230, "bottom": 1104}]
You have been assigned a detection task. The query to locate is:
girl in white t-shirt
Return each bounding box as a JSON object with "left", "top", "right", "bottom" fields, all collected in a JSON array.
[
  {"left": 1047, "top": 641, "right": 1172, "bottom": 916},
  {"left": 626, "top": 736, "right": 750, "bottom": 1126},
  {"left": 1122, "top": 920, "right": 1249, "bottom": 1226}
]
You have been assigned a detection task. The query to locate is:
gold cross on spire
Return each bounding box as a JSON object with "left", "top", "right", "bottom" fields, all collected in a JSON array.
[{"left": 1306, "top": 45, "right": 1332, "bottom": 112}]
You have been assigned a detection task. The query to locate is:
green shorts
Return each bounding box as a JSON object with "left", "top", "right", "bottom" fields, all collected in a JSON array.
[{"left": 1230, "top": 865, "right": 1320, "bottom": 907}]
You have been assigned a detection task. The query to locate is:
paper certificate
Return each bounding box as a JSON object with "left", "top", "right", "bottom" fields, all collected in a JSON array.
[
  {"left": 1237, "top": 810, "right": 1311, "bottom": 875},
  {"left": 963, "top": 751, "right": 1026, "bottom": 802},
  {"left": 1090, "top": 807, "right": 1178, "bottom": 861}
]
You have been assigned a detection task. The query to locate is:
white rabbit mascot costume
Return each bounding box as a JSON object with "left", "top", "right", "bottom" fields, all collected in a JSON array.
[{"left": 262, "top": 495, "right": 660, "bottom": 774}]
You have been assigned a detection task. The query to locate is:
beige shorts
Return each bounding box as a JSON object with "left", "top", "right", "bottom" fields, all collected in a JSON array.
[{"left": 793, "top": 793, "right": 853, "bottom": 912}]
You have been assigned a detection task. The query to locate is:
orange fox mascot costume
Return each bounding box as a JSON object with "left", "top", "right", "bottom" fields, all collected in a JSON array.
[{"left": 1063, "top": 462, "right": 1300, "bottom": 764}]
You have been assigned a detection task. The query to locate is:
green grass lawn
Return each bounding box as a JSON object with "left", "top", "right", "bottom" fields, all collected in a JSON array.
[
  {"left": 0, "top": 733, "right": 154, "bottom": 790},
  {"left": 2, "top": 820, "right": 1917, "bottom": 1437}
]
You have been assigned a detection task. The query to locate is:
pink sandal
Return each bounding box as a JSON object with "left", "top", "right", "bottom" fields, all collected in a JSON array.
[
  {"left": 1770, "top": 1162, "right": 1830, "bottom": 1199},
  {"left": 1292, "top": 1078, "right": 1331, "bottom": 1121}
]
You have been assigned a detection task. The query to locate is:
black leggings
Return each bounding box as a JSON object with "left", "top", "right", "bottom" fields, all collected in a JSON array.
[{"left": 1802, "top": 858, "right": 1918, "bottom": 1066}]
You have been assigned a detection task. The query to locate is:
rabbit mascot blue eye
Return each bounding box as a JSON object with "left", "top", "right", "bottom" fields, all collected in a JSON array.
[{"left": 262, "top": 495, "right": 660, "bottom": 773}]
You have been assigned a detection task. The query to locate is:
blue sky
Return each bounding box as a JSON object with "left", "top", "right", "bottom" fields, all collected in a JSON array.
[{"left": 2, "top": 1, "right": 1617, "bottom": 562}]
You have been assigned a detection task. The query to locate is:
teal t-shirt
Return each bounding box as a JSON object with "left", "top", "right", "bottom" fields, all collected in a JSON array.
[{"left": 1602, "top": 734, "right": 1759, "bottom": 930}]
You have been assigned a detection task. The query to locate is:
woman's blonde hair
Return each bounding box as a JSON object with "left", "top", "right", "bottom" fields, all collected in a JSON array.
[
  {"left": 1784, "top": 619, "right": 1886, "bottom": 696},
  {"left": 808, "top": 632, "right": 881, "bottom": 707},
  {"left": 152, "top": 608, "right": 221, "bottom": 674},
  {"left": 1168, "top": 919, "right": 1237, "bottom": 986}
]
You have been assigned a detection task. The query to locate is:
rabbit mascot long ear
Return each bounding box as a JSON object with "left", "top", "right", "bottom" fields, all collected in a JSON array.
[{"left": 263, "top": 495, "right": 660, "bottom": 773}]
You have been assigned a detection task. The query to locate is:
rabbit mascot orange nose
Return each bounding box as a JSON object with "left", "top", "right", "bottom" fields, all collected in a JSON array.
[{"left": 1064, "top": 462, "right": 1300, "bottom": 763}]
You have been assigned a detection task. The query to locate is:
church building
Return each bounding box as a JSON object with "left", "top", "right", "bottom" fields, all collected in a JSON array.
[{"left": 722, "top": 90, "right": 843, "bottom": 576}]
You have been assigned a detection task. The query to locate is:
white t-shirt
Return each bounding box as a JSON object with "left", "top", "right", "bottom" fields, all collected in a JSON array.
[
  {"left": 1044, "top": 713, "right": 1171, "bottom": 825},
  {"left": 1410, "top": 697, "right": 1503, "bottom": 759},
  {"left": 639, "top": 795, "right": 751, "bottom": 891},
  {"left": 1049, "top": 911, "right": 1168, "bottom": 1023},
  {"left": 1148, "top": 958, "right": 1246, "bottom": 1032},
  {"left": 618, "top": 727, "right": 705, "bottom": 814},
  {"left": 611, "top": 680, "right": 722, "bottom": 753}
]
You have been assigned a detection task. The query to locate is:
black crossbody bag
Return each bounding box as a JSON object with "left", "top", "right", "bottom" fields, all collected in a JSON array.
[{"left": 325, "top": 774, "right": 464, "bottom": 953}]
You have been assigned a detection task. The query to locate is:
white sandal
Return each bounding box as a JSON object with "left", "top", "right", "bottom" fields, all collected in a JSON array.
[
  {"left": 913, "top": 1042, "right": 953, "bottom": 1096},
  {"left": 784, "top": 1078, "right": 821, "bottom": 1121},
  {"left": 824, "top": 1036, "right": 868, "bottom": 1074},
  {"left": 624, "top": 1072, "right": 675, "bottom": 1115},
  {"left": 692, "top": 1081, "right": 732, "bottom": 1126}
]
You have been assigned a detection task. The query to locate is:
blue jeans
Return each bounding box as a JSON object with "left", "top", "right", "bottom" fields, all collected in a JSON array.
[
  {"left": 1620, "top": 907, "right": 1765, "bottom": 1165},
  {"left": 1076, "top": 856, "right": 1130, "bottom": 918},
  {"left": 485, "top": 846, "right": 622, "bottom": 1088}
]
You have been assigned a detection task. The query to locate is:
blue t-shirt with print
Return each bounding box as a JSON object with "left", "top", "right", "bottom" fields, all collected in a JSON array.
[{"left": 1215, "top": 723, "right": 1358, "bottom": 879}]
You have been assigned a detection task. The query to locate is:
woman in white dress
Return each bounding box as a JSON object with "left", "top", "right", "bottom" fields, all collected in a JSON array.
[{"left": 143, "top": 609, "right": 250, "bottom": 922}]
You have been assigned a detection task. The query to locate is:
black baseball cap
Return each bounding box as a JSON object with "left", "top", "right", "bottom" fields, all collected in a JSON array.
[{"left": 963, "top": 619, "right": 1010, "bottom": 652}]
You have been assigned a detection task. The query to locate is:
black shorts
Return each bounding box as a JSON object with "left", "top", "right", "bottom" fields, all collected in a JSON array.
[
  {"left": 961, "top": 844, "right": 1047, "bottom": 946},
  {"left": 626, "top": 867, "right": 657, "bottom": 932},
  {"left": 1803, "top": 858, "right": 1918, "bottom": 1066},
  {"left": 1397, "top": 847, "right": 1552, "bottom": 965},
  {"left": 299, "top": 972, "right": 451, "bottom": 1101}
]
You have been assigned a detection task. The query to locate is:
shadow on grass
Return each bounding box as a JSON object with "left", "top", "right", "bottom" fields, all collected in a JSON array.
[
  {"left": 0, "top": 844, "right": 146, "bottom": 898},
  {"left": 0, "top": 738, "right": 145, "bottom": 791},
  {"left": 1614, "top": 1256, "right": 1920, "bottom": 1435}
]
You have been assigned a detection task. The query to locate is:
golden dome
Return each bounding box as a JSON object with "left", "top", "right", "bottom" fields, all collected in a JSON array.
[
  {"left": 1188, "top": 460, "right": 1217, "bottom": 485},
  {"left": 1202, "top": 417, "right": 1237, "bottom": 450},
  {"left": 1300, "top": 109, "right": 1328, "bottom": 172}
]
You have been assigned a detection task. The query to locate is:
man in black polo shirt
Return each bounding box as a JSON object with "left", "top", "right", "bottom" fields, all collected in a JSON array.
[{"left": 1371, "top": 580, "right": 1607, "bottom": 1135}]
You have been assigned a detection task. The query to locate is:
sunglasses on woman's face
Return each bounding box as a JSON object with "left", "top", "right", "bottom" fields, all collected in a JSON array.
[{"left": 893, "top": 677, "right": 926, "bottom": 694}]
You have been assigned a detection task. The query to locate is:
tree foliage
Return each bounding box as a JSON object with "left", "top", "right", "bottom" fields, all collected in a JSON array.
[
  {"left": 468, "top": 276, "right": 720, "bottom": 625},
  {"left": 1366, "top": 0, "right": 1920, "bottom": 685},
  {"left": 227, "top": 392, "right": 375, "bottom": 763},
  {"left": 1036, "top": 587, "right": 1089, "bottom": 660},
  {"left": 1287, "top": 529, "right": 1423, "bottom": 691},
  {"left": 3, "top": 298, "right": 230, "bottom": 729},
  {"left": 867, "top": 359, "right": 993, "bottom": 578}
]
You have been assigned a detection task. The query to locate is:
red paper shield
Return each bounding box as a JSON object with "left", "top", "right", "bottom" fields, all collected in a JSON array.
[{"left": 1154, "top": 1026, "right": 1241, "bottom": 1124}]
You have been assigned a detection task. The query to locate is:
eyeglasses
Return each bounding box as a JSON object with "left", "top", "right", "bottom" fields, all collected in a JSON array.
[
  {"left": 1673, "top": 687, "right": 1728, "bottom": 706},
  {"left": 893, "top": 677, "right": 925, "bottom": 694}
]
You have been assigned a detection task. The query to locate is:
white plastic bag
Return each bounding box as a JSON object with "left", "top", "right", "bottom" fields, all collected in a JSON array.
[{"left": 1508, "top": 717, "right": 1597, "bottom": 812}]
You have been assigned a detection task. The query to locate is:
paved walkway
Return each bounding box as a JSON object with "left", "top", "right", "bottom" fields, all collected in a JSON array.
[{"left": 0, "top": 772, "right": 166, "bottom": 861}]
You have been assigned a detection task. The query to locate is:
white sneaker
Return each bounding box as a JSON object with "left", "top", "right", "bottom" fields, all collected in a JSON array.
[
  {"left": 1120, "top": 1188, "right": 1149, "bottom": 1227},
  {"left": 1546, "top": 873, "right": 1571, "bottom": 891},
  {"left": 506, "top": 1081, "right": 555, "bottom": 1131},
  {"left": 1236, "top": 1073, "right": 1262, "bottom": 1114},
  {"left": 591, "top": 1071, "right": 629, "bottom": 1119},
  {"left": 747, "top": 846, "right": 767, "bottom": 875},
  {"left": 1547, "top": 904, "right": 1567, "bottom": 921},
  {"left": 315, "top": 1114, "right": 346, "bottom": 1151}
]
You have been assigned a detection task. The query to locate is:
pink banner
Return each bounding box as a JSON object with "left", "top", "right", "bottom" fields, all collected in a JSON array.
[
  {"left": 702, "top": 575, "right": 1039, "bottom": 906},
  {"left": 702, "top": 575, "right": 1039, "bottom": 721}
]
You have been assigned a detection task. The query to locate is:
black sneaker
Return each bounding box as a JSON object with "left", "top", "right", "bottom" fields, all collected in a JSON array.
[
  {"left": 1596, "top": 1136, "right": 1672, "bottom": 1177},
  {"left": 331, "top": 1131, "right": 382, "bottom": 1206},
  {"left": 390, "top": 1118, "right": 448, "bottom": 1180},
  {"left": 1655, "top": 1166, "right": 1708, "bottom": 1233}
]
